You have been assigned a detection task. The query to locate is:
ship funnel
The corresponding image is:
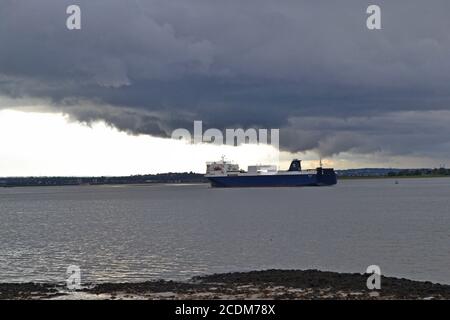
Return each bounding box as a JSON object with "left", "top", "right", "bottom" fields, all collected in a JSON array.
[{"left": 288, "top": 159, "right": 302, "bottom": 171}]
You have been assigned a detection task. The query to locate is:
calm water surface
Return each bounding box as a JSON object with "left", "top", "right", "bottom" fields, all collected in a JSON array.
[{"left": 0, "top": 178, "right": 449, "bottom": 284}]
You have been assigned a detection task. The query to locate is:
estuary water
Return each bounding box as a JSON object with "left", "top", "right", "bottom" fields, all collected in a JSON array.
[{"left": 0, "top": 178, "right": 449, "bottom": 284}]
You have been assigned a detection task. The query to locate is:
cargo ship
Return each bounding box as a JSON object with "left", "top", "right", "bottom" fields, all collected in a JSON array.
[{"left": 205, "top": 158, "right": 337, "bottom": 188}]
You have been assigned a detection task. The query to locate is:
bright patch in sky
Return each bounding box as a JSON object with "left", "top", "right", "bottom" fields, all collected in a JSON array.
[{"left": 0, "top": 109, "right": 293, "bottom": 177}]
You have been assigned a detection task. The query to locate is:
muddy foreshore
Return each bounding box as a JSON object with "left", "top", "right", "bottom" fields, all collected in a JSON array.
[{"left": 1, "top": 269, "right": 449, "bottom": 300}]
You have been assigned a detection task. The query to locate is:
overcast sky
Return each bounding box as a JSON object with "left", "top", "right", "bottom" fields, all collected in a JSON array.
[{"left": 1, "top": 1, "right": 450, "bottom": 176}]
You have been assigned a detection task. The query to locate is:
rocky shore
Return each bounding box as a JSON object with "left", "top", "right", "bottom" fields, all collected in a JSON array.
[{"left": 1, "top": 269, "right": 450, "bottom": 300}]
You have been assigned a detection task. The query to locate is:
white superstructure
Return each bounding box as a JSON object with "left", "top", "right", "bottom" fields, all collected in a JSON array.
[
  {"left": 206, "top": 158, "right": 320, "bottom": 178},
  {"left": 206, "top": 159, "right": 240, "bottom": 175}
]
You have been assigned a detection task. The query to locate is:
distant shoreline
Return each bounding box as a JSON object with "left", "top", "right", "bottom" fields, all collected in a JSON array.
[
  {"left": 0, "top": 172, "right": 207, "bottom": 188},
  {"left": 1, "top": 269, "right": 449, "bottom": 300}
]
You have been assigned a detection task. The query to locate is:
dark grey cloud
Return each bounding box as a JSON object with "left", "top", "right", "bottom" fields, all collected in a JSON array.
[{"left": 1, "top": 0, "right": 450, "bottom": 160}]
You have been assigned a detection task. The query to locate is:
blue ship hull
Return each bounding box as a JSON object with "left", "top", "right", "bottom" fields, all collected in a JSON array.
[{"left": 207, "top": 169, "right": 337, "bottom": 188}]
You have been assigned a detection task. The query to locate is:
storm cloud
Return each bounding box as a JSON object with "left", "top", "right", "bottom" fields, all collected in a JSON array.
[{"left": 1, "top": 0, "right": 450, "bottom": 160}]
